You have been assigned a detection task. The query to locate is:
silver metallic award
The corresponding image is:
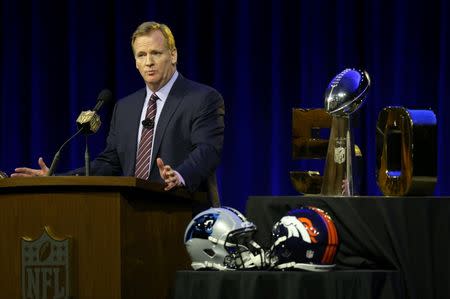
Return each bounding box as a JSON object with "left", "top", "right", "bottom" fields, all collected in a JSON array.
[{"left": 321, "top": 68, "right": 370, "bottom": 196}]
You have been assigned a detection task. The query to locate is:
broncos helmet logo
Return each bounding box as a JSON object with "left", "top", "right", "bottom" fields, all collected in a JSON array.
[
  {"left": 299, "top": 217, "right": 319, "bottom": 243},
  {"left": 279, "top": 216, "right": 312, "bottom": 243}
]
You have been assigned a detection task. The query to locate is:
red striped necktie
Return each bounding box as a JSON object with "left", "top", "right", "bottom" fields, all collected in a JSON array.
[{"left": 135, "top": 93, "right": 158, "bottom": 179}]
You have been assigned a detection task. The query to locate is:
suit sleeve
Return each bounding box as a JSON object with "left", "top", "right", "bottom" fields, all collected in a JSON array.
[{"left": 175, "top": 90, "right": 225, "bottom": 192}]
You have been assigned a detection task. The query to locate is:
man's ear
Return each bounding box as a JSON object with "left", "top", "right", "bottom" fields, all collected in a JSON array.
[{"left": 171, "top": 49, "right": 178, "bottom": 64}]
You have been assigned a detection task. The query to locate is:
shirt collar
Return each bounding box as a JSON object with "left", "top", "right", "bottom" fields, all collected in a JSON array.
[{"left": 145, "top": 71, "right": 179, "bottom": 103}]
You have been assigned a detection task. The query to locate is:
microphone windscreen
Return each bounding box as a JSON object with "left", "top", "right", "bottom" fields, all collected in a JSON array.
[
  {"left": 97, "top": 89, "right": 112, "bottom": 103},
  {"left": 94, "top": 89, "right": 113, "bottom": 111}
]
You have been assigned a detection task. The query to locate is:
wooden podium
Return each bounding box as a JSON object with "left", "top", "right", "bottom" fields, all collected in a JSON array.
[{"left": 0, "top": 177, "right": 206, "bottom": 298}]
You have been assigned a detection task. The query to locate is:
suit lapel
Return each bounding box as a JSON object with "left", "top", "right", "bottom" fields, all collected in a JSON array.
[{"left": 150, "top": 75, "right": 187, "bottom": 171}]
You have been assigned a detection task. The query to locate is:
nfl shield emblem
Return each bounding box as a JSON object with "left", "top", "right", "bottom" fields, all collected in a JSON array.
[
  {"left": 306, "top": 250, "right": 315, "bottom": 259},
  {"left": 21, "top": 226, "right": 72, "bottom": 299},
  {"left": 334, "top": 147, "right": 346, "bottom": 164}
]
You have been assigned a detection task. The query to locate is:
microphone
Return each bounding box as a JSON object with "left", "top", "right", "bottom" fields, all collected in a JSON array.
[
  {"left": 142, "top": 118, "right": 154, "bottom": 129},
  {"left": 93, "top": 89, "right": 113, "bottom": 112},
  {"left": 47, "top": 89, "right": 112, "bottom": 176},
  {"left": 76, "top": 89, "right": 113, "bottom": 134}
]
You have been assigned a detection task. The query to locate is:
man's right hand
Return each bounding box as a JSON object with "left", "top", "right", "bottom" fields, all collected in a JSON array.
[{"left": 11, "top": 157, "right": 49, "bottom": 177}]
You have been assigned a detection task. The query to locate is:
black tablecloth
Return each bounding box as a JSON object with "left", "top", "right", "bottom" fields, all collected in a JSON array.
[
  {"left": 174, "top": 270, "right": 404, "bottom": 299},
  {"left": 246, "top": 196, "right": 450, "bottom": 299}
]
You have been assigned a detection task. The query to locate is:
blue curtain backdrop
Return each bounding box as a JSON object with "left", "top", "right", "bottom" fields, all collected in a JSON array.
[{"left": 1, "top": 0, "right": 449, "bottom": 212}]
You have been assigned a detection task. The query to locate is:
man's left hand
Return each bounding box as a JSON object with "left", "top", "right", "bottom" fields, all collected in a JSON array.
[{"left": 157, "top": 158, "right": 181, "bottom": 191}]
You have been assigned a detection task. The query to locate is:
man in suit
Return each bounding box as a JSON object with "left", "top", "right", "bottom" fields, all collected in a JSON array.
[{"left": 12, "top": 21, "right": 225, "bottom": 207}]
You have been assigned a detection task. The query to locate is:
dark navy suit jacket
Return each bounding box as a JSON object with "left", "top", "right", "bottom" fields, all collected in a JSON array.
[{"left": 74, "top": 74, "right": 225, "bottom": 206}]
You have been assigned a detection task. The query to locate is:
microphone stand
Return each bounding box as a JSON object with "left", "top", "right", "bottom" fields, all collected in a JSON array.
[
  {"left": 84, "top": 135, "right": 90, "bottom": 176},
  {"left": 47, "top": 127, "right": 84, "bottom": 176}
]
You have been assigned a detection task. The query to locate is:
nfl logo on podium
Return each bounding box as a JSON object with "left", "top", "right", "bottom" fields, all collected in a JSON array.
[{"left": 21, "top": 226, "right": 72, "bottom": 299}]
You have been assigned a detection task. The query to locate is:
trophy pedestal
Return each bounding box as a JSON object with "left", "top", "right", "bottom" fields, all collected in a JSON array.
[{"left": 321, "top": 116, "right": 356, "bottom": 196}]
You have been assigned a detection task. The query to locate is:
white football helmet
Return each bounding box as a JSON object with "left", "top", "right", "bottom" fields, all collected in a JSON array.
[{"left": 184, "top": 207, "right": 266, "bottom": 270}]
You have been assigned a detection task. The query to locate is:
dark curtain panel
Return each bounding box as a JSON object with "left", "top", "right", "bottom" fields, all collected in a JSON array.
[{"left": 1, "top": 0, "right": 448, "bottom": 212}]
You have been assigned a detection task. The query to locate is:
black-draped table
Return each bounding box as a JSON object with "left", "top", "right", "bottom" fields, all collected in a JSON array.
[
  {"left": 174, "top": 270, "right": 404, "bottom": 299},
  {"left": 246, "top": 196, "right": 450, "bottom": 299}
]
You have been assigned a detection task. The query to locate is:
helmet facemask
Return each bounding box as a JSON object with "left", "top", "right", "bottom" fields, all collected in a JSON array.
[{"left": 223, "top": 226, "right": 265, "bottom": 269}]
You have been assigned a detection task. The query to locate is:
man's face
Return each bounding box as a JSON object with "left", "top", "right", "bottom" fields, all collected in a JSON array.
[{"left": 133, "top": 30, "right": 177, "bottom": 92}]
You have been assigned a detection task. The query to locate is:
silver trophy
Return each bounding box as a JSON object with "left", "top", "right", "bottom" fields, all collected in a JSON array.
[{"left": 321, "top": 68, "right": 370, "bottom": 196}]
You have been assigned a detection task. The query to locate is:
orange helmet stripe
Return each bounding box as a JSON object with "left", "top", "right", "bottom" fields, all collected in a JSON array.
[{"left": 311, "top": 208, "right": 338, "bottom": 264}]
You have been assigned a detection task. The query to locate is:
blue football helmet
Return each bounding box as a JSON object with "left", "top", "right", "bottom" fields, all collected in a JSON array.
[
  {"left": 184, "top": 207, "right": 266, "bottom": 270},
  {"left": 268, "top": 206, "right": 339, "bottom": 271}
]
